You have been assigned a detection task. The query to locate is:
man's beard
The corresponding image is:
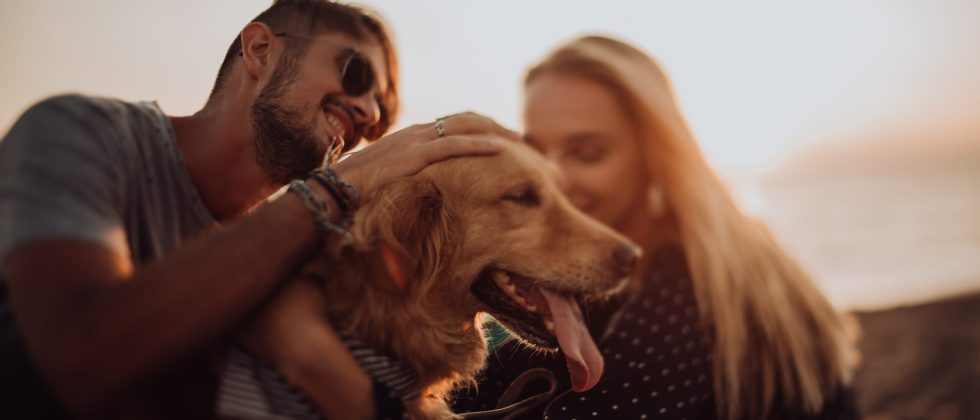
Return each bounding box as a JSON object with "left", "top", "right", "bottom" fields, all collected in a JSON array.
[{"left": 250, "top": 61, "right": 334, "bottom": 186}]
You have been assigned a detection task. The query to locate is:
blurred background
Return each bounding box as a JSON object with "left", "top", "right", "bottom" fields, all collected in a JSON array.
[{"left": 2, "top": 0, "right": 978, "bottom": 418}]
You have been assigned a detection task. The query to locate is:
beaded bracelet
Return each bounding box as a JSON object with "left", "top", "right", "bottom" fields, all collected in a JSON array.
[
  {"left": 287, "top": 180, "right": 353, "bottom": 240},
  {"left": 311, "top": 168, "right": 360, "bottom": 209},
  {"left": 309, "top": 168, "right": 361, "bottom": 222},
  {"left": 311, "top": 176, "right": 352, "bottom": 220}
]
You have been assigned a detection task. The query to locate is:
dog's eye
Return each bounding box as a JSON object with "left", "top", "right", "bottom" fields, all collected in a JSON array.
[{"left": 503, "top": 187, "right": 540, "bottom": 207}]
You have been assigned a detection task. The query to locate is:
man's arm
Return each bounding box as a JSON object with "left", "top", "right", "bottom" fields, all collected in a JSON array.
[
  {"left": 4, "top": 189, "right": 325, "bottom": 414},
  {"left": 2, "top": 102, "right": 512, "bottom": 415},
  {"left": 235, "top": 276, "right": 376, "bottom": 420},
  {"left": 0, "top": 96, "right": 352, "bottom": 414}
]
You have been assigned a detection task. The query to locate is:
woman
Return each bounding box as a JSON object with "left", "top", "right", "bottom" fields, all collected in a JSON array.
[{"left": 454, "top": 36, "right": 858, "bottom": 419}]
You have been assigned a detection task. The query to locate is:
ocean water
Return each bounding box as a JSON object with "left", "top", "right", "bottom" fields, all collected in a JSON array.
[{"left": 737, "top": 165, "right": 980, "bottom": 310}]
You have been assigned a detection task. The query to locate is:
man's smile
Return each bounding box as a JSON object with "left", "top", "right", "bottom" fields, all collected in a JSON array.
[{"left": 322, "top": 102, "right": 355, "bottom": 148}]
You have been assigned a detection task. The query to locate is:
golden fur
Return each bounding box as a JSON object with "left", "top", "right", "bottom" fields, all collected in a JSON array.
[{"left": 263, "top": 140, "right": 635, "bottom": 419}]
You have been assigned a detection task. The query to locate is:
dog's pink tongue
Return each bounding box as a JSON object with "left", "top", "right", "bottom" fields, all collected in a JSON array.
[{"left": 539, "top": 289, "right": 603, "bottom": 392}]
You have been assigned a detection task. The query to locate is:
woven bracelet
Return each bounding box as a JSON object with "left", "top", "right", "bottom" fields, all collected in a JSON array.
[
  {"left": 310, "top": 168, "right": 361, "bottom": 216},
  {"left": 287, "top": 180, "right": 353, "bottom": 240},
  {"left": 310, "top": 175, "right": 353, "bottom": 222}
]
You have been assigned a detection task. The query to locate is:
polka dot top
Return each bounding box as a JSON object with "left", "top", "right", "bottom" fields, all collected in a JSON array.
[{"left": 452, "top": 244, "right": 859, "bottom": 420}]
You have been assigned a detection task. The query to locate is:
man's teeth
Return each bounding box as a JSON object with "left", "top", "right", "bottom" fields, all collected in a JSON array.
[
  {"left": 325, "top": 112, "right": 345, "bottom": 138},
  {"left": 544, "top": 319, "right": 555, "bottom": 333},
  {"left": 493, "top": 271, "right": 538, "bottom": 313}
]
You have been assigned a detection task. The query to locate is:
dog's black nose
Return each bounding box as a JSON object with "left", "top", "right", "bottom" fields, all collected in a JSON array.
[{"left": 612, "top": 243, "right": 641, "bottom": 276}]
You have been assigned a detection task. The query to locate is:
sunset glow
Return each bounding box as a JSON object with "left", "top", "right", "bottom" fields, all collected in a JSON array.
[{"left": 2, "top": 0, "right": 978, "bottom": 309}]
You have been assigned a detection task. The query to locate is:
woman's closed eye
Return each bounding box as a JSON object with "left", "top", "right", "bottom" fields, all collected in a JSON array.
[{"left": 568, "top": 143, "right": 608, "bottom": 164}]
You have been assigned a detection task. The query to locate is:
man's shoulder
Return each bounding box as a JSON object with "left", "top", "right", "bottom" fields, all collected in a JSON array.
[
  {"left": 4, "top": 94, "right": 164, "bottom": 154},
  {"left": 32, "top": 93, "right": 119, "bottom": 108},
  {"left": 24, "top": 93, "right": 157, "bottom": 124}
]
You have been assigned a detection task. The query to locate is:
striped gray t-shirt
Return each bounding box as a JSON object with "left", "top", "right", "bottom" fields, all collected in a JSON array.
[
  {"left": 0, "top": 94, "right": 215, "bottom": 274},
  {"left": 0, "top": 95, "right": 217, "bottom": 416}
]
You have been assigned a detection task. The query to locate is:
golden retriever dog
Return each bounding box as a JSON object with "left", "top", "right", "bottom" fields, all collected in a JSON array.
[{"left": 245, "top": 139, "right": 640, "bottom": 419}]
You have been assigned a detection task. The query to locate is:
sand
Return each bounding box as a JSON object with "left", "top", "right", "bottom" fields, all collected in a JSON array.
[{"left": 852, "top": 291, "right": 980, "bottom": 420}]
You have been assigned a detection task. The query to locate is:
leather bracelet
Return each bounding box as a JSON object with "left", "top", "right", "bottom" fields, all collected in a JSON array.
[
  {"left": 310, "top": 174, "right": 353, "bottom": 222},
  {"left": 287, "top": 180, "right": 353, "bottom": 240},
  {"left": 310, "top": 168, "right": 360, "bottom": 217}
]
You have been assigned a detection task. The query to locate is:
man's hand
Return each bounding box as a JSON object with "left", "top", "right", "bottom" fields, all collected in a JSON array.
[{"left": 333, "top": 112, "right": 518, "bottom": 193}]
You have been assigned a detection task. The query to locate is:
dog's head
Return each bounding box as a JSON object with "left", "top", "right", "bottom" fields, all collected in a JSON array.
[{"left": 351, "top": 139, "right": 639, "bottom": 392}]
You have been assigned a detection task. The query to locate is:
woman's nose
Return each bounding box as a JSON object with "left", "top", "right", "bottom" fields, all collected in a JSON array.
[
  {"left": 550, "top": 161, "right": 591, "bottom": 210},
  {"left": 554, "top": 167, "right": 572, "bottom": 195},
  {"left": 542, "top": 157, "right": 571, "bottom": 193},
  {"left": 544, "top": 159, "right": 585, "bottom": 209}
]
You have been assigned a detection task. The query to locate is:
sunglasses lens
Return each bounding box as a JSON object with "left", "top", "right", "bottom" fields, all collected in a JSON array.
[{"left": 343, "top": 53, "right": 374, "bottom": 96}]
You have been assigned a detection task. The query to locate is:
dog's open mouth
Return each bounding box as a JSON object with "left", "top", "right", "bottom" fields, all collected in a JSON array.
[{"left": 472, "top": 268, "right": 603, "bottom": 392}]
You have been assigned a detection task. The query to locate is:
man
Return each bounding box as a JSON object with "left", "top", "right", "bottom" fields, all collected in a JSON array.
[{"left": 0, "top": 1, "right": 512, "bottom": 418}]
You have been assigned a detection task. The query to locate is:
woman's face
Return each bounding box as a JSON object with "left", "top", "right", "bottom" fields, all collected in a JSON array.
[{"left": 524, "top": 73, "right": 649, "bottom": 233}]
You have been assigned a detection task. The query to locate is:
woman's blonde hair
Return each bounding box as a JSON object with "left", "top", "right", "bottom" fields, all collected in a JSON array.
[{"left": 526, "top": 35, "right": 856, "bottom": 419}]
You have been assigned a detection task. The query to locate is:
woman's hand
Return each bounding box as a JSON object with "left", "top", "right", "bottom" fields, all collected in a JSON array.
[{"left": 332, "top": 112, "right": 518, "bottom": 193}]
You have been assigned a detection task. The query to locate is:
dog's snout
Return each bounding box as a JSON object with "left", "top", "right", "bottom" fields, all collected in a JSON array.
[{"left": 612, "top": 243, "right": 641, "bottom": 277}]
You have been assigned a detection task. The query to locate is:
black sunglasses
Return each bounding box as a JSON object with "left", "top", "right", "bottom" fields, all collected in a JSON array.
[{"left": 274, "top": 31, "right": 376, "bottom": 97}]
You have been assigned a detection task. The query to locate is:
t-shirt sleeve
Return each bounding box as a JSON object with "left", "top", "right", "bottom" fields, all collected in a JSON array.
[{"left": 0, "top": 95, "right": 129, "bottom": 267}]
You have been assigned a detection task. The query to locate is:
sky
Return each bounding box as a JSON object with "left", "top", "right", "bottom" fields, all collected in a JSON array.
[
  {"left": 1, "top": 1, "right": 979, "bottom": 309},
  {"left": 2, "top": 0, "right": 979, "bottom": 176}
]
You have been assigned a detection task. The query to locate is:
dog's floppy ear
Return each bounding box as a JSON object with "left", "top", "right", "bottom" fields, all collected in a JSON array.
[{"left": 354, "top": 175, "right": 454, "bottom": 291}]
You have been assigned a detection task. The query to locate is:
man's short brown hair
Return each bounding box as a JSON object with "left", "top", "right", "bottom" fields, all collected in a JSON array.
[{"left": 210, "top": 0, "right": 399, "bottom": 142}]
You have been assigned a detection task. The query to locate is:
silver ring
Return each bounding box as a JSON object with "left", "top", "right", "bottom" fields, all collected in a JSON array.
[{"left": 435, "top": 117, "right": 447, "bottom": 138}]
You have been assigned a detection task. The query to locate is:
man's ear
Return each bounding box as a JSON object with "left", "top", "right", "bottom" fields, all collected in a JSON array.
[{"left": 239, "top": 22, "right": 277, "bottom": 78}]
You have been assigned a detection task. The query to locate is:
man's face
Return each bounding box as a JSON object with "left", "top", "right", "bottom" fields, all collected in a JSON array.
[{"left": 251, "top": 32, "right": 389, "bottom": 186}]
